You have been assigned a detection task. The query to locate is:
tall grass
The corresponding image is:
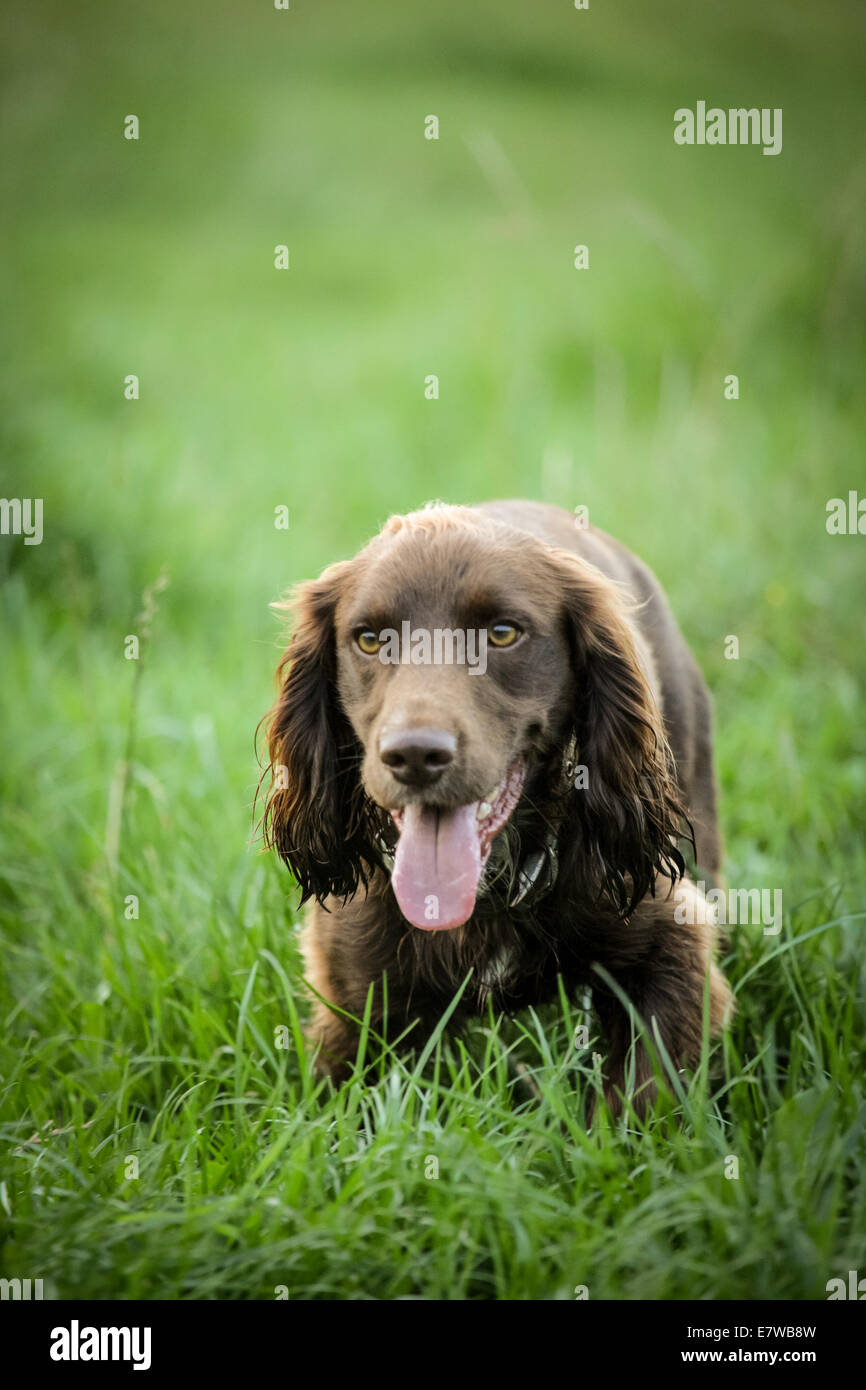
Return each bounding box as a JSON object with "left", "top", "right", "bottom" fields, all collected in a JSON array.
[{"left": 1, "top": 0, "right": 864, "bottom": 1298}]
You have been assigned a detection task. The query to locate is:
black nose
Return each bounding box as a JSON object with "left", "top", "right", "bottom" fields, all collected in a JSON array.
[{"left": 379, "top": 727, "right": 457, "bottom": 787}]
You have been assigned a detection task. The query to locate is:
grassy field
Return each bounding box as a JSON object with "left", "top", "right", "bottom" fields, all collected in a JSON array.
[{"left": 1, "top": 0, "right": 865, "bottom": 1299}]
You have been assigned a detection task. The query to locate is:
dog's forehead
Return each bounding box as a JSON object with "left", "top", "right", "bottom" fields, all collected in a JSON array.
[{"left": 342, "top": 517, "right": 552, "bottom": 618}]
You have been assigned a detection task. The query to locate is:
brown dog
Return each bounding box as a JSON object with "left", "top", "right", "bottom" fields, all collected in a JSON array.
[{"left": 261, "top": 501, "right": 732, "bottom": 1112}]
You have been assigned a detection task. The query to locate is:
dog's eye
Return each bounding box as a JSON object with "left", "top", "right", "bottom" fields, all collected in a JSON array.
[
  {"left": 356, "top": 629, "right": 381, "bottom": 655},
  {"left": 488, "top": 621, "right": 522, "bottom": 648}
]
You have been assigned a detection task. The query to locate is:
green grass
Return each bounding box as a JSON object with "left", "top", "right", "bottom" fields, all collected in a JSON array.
[{"left": 1, "top": 0, "right": 865, "bottom": 1299}]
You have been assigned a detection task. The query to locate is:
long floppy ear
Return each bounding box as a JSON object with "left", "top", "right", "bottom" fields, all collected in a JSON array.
[
  {"left": 259, "top": 560, "right": 381, "bottom": 905},
  {"left": 550, "top": 548, "right": 689, "bottom": 916}
]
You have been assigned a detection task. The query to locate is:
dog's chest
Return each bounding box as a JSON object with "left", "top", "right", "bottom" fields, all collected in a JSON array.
[{"left": 476, "top": 940, "right": 522, "bottom": 1001}]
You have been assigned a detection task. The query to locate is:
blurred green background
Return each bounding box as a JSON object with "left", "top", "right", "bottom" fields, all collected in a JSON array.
[{"left": 1, "top": 0, "right": 864, "bottom": 1300}]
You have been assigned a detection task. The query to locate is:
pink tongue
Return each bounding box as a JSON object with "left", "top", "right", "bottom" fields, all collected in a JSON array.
[{"left": 391, "top": 802, "right": 483, "bottom": 930}]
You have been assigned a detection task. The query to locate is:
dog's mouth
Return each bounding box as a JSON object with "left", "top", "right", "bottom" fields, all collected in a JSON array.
[{"left": 388, "top": 756, "right": 528, "bottom": 931}]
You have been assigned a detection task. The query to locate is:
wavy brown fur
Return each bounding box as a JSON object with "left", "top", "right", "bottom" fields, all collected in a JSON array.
[{"left": 259, "top": 501, "right": 732, "bottom": 1115}]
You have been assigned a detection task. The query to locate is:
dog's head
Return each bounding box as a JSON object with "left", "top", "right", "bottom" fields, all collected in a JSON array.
[{"left": 260, "top": 505, "right": 686, "bottom": 928}]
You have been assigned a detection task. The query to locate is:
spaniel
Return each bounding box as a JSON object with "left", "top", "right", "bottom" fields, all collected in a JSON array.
[{"left": 261, "top": 501, "right": 732, "bottom": 1113}]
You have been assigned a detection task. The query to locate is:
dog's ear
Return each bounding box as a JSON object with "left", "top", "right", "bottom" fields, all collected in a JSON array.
[
  {"left": 259, "top": 560, "right": 379, "bottom": 904},
  {"left": 549, "top": 548, "right": 688, "bottom": 915}
]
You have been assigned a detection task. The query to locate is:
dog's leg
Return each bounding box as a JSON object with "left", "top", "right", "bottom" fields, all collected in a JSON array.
[
  {"left": 298, "top": 895, "right": 445, "bottom": 1081},
  {"left": 298, "top": 905, "right": 360, "bottom": 1081},
  {"left": 591, "top": 878, "right": 733, "bottom": 1117}
]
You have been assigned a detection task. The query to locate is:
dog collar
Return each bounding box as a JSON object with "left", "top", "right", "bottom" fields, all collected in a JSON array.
[
  {"left": 508, "top": 832, "right": 559, "bottom": 906},
  {"left": 505, "top": 736, "right": 576, "bottom": 905}
]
